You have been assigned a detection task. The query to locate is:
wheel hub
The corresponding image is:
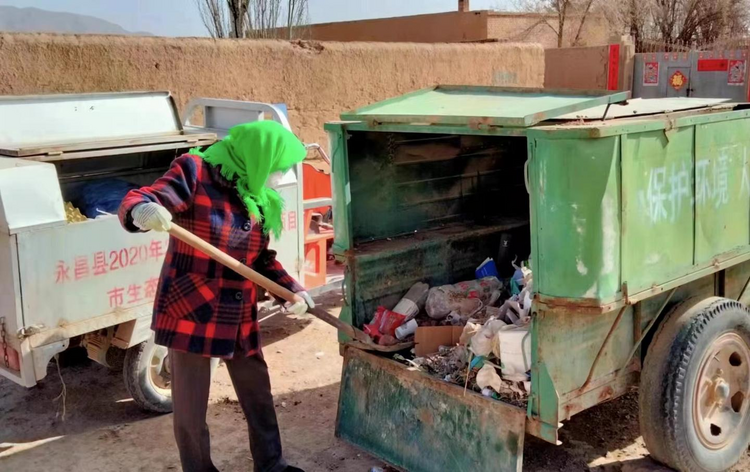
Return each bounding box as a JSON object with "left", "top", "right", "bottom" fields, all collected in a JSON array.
[
  {"left": 149, "top": 345, "right": 171, "bottom": 393},
  {"left": 692, "top": 333, "right": 750, "bottom": 449}
]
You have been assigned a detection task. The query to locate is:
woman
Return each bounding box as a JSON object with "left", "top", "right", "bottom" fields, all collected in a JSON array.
[{"left": 119, "top": 121, "right": 312, "bottom": 472}]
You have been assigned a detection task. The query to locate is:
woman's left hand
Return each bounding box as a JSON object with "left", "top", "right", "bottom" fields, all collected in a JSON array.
[{"left": 287, "top": 291, "right": 315, "bottom": 316}]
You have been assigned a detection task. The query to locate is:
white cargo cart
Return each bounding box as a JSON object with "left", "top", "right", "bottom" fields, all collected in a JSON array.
[{"left": 0, "top": 92, "right": 310, "bottom": 412}]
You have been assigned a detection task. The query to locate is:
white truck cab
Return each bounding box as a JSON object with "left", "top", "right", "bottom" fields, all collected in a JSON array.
[{"left": 0, "top": 92, "right": 308, "bottom": 412}]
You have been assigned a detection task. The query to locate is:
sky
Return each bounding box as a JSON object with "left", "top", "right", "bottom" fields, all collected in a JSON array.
[{"left": 0, "top": 0, "right": 512, "bottom": 37}]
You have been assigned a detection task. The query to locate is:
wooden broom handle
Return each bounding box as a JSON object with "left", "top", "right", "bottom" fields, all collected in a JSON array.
[
  {"left": 167, "top": 223, "right": 369, "bottom": 344},
  {"left": 168, "top": 224, "right": 304, "bottom": 305}
]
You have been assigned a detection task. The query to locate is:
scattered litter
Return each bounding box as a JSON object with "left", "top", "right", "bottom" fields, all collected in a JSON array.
[
  {"left": 281, "top": 401, "right": 288, "bottom": 408},
  {"left": 476, "top": 364, "right": 504, "bottom": 392},
  {"left": 364, "top": 307, "right": 406, "bottom": 341},
  {"left": 64, "top": 202, "right": 87, "bottom": 223},
  {"left": 315, "top": 352, "right": 325, "bottom": 359},
  {"left": 376, "top": 257, "right": 533, "bottom": 407},
  {"left": 425, "top": 277, "right": 502, "bottom": 320},
  {"left": 475, "top": 257, "right": 499, "bottom": 279},
  {"left": 395, "top": 319, "right": 418, "bottom": 340},
  {"left": 392, "top": 282, "right": 429, "bottom": 320},
  {"left": 458, "top": 322, "right": 479, "bottom": 346},
  {"left": 470, "top": 319, "right": 506, "bottom": 357},
  {"left": 498, "top": 325, "right": 531, "bottom": 379}
]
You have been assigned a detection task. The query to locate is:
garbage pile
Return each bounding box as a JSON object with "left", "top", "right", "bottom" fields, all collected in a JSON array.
[
  {"left": 64, "top": 178, "right": 140, "bottom": 222},
  {"left": 368, "top": 257, "right": 533, "bottom": 406},
  {"left": 64, "top": 202, "right": 88, "bottom": 223}
]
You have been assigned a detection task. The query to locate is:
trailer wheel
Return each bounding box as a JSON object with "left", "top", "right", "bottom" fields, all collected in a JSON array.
[
  {"left": 640, "top": 297, "right": 750, "bottom": 472},
  {"left": 123, "top": 337, "right": 173, "bottom": 414}
]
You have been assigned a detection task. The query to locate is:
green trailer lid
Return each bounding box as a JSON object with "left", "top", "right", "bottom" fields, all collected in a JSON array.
[
  {"left": 341, "top": 85, "right": 630, "bottom": 128},
  {"left": 552, "top": 97, "right": 732, "bottom": 121}
]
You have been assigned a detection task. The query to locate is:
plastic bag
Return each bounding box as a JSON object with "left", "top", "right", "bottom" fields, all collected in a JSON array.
[
  {"left": 470, "top": 319, "right": 507, "bottom": 357},
  {"left": 459, "top": 322, "right": 480, "bottom": 346},
  {"left": 69, "top": 179, "right": 139, "bottom": 219},
  {"left": 364, "top": 306, "right": 406, "bottom": 339},
  {"left": 425, "top": 277, "right": 502, "bottom": 320},
  {"left": 476, "top": 364, "right": 504, "bottom": 392},
  {"left": 392, "top": 282, "right": 430, "bottom": 320}
]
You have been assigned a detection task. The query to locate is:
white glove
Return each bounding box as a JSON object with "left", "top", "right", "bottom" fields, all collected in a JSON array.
[
  {"left": 287, "top": 291, "right": 315, "bottom": 316},
  {"left": 132, "top": 203, "right": 172, "bottom": 232}
]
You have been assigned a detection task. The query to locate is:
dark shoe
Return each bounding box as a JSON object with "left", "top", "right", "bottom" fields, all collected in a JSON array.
[{"left": 284, "top": 468, "right": 305, "bottom": 472}]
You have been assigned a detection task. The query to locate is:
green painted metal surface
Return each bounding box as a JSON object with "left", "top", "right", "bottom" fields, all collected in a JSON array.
[
  {"left": 621, "top": 128, "right": 695, "bottom": 294},
  {"left": 328, "top": 125, "right": 352, "bottom": 255},
  {"left": 695, "top": 120, "right": 750, "bottom": 262},
  {"left": 530, "top": 136, "right": 621, "bottom": 300},
  {"left": 337, "top": 347, "right": 526, "bottom": 472},
  {"left": 329, "top": 87, "right": 750, "bottom": 466},
  {"left": 534, "top": 307, "right": 634, "bottom": 399},
  {"left": 341, "top": 86, "right": 629, "bottom": 128},
  {"left": 343, "top": 131, "right": 528, "bottom": 243}
]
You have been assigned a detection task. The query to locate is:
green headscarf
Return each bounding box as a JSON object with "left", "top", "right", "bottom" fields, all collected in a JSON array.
[{"left": 190, "top": 121, "right": 307, "bottom": 239}]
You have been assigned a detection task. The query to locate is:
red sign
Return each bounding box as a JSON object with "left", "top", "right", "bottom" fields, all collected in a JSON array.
[
  {"left": 607, "top": 44, "right": 620, "bottom": 90},
  {"left": 669, "top": 71, "right": 688, "bottom": 90},
  {"left": 697, "top": 59, "right": 728, "bottom": 72},
  {"left": 54, "top": 239, "right": 165, "bottom": 284}
]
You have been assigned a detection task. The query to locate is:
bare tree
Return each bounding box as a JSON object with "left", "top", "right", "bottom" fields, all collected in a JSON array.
[
  {"left": 195, "top": 0, "right": 229, "bottom": 38},
  {"left": 514, "top": 0, "right": 602, "bottom": 47},
  {"left": 195, "top": 0, "right": 310, "bottom": 40},
  {"left": 602, "top": 0, "right": 750, "bottom": 51},
  {"left": 601, "top": 0, "right": 652, "bottom": 50},
  {"left": 227, "top": 0, "right": 250, "bottom": 38},
  {"left": 247, "top": 0, "right": 282, "bottom": 38},
  {"left": 286, "top": 0, "right": 309, "bottom": 39}
]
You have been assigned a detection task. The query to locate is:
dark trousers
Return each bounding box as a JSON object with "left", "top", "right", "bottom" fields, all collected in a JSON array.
[{"left": 169, "top": 349, "right": 287, "bottom": 472}]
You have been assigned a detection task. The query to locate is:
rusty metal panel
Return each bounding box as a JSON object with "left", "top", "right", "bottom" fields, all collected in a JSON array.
[
  {"left": 337, "top": 346, "right": 526, "bottom": 472},
  {"left": 621, "top": 128, "right": 695, "bottom": 293},
  {"left": 533, "top": 307, "right": 634, "bottom": 400},
  {"left": 695, "top": 120, "right": 750, "bottom": 263}
]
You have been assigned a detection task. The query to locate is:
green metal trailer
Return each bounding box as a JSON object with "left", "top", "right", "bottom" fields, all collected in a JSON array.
[{"left": 326, "top": 87, "right": 750, "bottom": 472}]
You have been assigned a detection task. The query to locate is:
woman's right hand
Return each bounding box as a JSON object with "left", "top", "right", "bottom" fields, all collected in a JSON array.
[{"left": 132, "top": 203, "right": 173, "bottom": 232}]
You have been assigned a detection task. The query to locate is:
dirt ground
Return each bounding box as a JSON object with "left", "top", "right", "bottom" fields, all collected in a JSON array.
[{"left": 1, "top": 292, "right": 748, "bottom": 472}]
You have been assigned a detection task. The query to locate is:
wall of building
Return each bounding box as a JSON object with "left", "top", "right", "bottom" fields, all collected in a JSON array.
[
  {"left": 486, "top": 13, "right": 611, "bottom": 48},
  {"left": 303, "top": 10, "right": 612, "bottom": 48},
  {"left": 0, "top": 34, "right": 544, "bottom": 154},
  {"left": 305, "top": 11, "right": 489, "bottom": 43},
  {"left": 544, "top": 45, "right": 613, "bottom": 90}
]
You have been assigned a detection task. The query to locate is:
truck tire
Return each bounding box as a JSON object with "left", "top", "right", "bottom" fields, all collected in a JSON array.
[
  {"left": 123, "top": 337, "right": 173, "bottom": 414},
  {"left": 640, "top": 297, "right": 750, "bottom": 472}
]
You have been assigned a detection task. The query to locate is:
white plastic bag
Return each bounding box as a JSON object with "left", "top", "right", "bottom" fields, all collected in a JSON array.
[
  {"left": 425, "top": 277, "right": 502, "bottom": 320},
  {"left": 476, "top": 364, "right": 504, "bottom": 392},
  {"left": 470, "top": 319, "right": 506, "bottom": 357}
]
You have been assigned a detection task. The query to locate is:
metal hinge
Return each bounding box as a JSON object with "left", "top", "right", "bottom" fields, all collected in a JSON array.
[{"left": 17, "top": 324, "right": 45, "bottom": 338}]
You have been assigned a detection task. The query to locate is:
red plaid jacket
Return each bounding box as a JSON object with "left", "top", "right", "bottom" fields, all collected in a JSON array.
[{"left": 119, "top": 154, "right": 303, "bottom": 358}]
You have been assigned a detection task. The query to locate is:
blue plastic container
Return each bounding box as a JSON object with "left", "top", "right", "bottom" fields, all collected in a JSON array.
[{"left": 475, "top": 258, "right": 500, "bottom": 279}]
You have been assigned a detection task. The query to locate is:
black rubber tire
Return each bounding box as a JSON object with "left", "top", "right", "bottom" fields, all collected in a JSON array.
[
  {"left": 640, "top": 297, "right": 750, "bottom": 472},
  {"left": 123, "top": 338, "right": 173, "bottom": 414}
]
